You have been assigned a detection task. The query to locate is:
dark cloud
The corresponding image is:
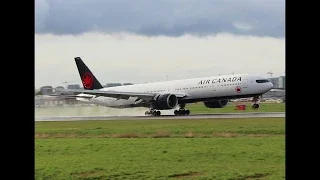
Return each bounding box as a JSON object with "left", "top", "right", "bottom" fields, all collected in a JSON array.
[{"left": 35, "top": 0, "right": 285, "bottom": 37}]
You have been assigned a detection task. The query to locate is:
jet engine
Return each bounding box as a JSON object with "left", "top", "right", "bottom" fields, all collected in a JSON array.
[
  {"left": 203, "top": 100, "right": 228, "bottom": 108},
  {"left": 154, "top": 94, "right": 178, "bottom": 110}
]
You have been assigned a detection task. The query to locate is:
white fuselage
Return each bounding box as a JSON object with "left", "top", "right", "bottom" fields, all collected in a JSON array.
[{"left": 76, "top": 74, "right": 273, "bottom": 108}]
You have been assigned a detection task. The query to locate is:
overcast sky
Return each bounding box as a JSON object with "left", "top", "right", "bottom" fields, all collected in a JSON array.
[{"left": 35, "top": 0, "right": 285, "bottom": 88}]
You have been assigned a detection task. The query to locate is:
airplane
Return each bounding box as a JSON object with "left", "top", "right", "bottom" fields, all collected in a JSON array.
[{"left": 53, "top": 57, "right": 274, "bottom": 116}]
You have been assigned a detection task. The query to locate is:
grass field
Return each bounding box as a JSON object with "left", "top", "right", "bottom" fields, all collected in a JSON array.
[
  {"left": 35, "top": 118, "right": 285, "bottom": 180},
  {"left": 35, "top": 102, "right": 285, "bottom": 117}
]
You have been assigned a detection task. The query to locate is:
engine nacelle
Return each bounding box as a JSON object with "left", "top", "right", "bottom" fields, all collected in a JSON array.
[
  {"left": 154, "top": 94, "right": 178, "bottom": 110},
  {"left": 203, "top": 100, "right": 228, "bottom": 108}
]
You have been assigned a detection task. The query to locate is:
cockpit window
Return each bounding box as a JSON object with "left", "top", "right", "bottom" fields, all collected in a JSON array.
[{"left": 256, "top": 79, "right": 269, "bottom": 83}]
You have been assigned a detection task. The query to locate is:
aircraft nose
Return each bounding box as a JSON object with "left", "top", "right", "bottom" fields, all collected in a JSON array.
[{"left": 268, "top": 82, "right": 274, "bottom": 90}]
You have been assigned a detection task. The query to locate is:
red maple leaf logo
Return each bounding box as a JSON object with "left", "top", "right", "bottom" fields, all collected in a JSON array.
[
  {"left": 235, "top": 86, "right": 241, "bottom": 93},
  {"left": 82, "top": 73, "right": 93, "bottom": 88}
]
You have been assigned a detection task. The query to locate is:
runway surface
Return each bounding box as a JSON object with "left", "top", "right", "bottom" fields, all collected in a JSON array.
[{"left": 35, "top": 112, "right": 285, "bottom": 121}]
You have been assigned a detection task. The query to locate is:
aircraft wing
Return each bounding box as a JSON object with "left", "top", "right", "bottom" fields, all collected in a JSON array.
[
  {"left": 49, "top": 94, "right": 94, "bottom": 99},
  {"left": 53, "top": 89, "right": 188, "bottom": 101}
]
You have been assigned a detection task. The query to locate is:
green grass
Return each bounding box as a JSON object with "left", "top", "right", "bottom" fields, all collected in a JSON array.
[
  {"left": 36, "top": 118, "right": 284, "bottom": 137},
  {"left": 35, "top": 118, "right": 285, "bottom": 180}
]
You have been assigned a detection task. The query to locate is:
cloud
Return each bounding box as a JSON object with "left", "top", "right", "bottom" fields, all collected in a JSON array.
[
  {"left": 35, "top": 32, "right": 285, "bottom": 88},
  {"left": 35, "top": 0, "right": 285, "bottom": 37},
  {"left": 233, "top": 22, "right": 253, "bottom": 31}
]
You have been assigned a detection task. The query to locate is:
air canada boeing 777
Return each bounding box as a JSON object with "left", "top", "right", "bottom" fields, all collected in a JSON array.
[{"left": 55, "top": 57, "right": 273, "bottom": 116}]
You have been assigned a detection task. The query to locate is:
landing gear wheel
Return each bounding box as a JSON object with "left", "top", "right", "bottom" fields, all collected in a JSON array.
[
  {"left": 179, "top": 110, "right": 185, "bottom": 116},
  {"left": 174, "top": 109, "right": 190, "bottom": 116},
  {"left": 251, "top": 95, "right": 261, "bottom": 110},
  {"left": 145, "top": 110, "right": 161, "bottom": 116},
  {"left": 152, "top": 111, "right": 157, "bottom": 116},
  {"left": 174, "top": 110, "right": 179, "bottom": 115},
  {"left": 174, "top": 104, "right": 190, "bottom": 116}
]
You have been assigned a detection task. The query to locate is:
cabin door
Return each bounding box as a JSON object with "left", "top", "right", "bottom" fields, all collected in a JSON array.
[{"left": 242, "top": 79, "right": 248, "bottom": 88}]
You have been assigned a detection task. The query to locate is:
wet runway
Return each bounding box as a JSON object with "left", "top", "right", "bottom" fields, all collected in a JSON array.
[{"left": 35, "top": 112, "right": 285, "bottom": 121}]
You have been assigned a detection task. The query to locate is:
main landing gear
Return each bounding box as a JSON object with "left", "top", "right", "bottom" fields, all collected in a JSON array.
[
  {"left": 144, "top": 104, "right": 191, "bottom": 116},
  {"left": 174, "top": 104, "right": 190, "bottom": 116},
  {"left": 145, "top": 109, "right": 161, "bottom": 116}
]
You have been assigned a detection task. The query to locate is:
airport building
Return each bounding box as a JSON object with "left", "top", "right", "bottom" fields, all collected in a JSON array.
[
  {"left": 55, "top": 86, "right": 65, "bottom": 91},
  {"left": 263, "top": 76, "right": 285, "bottom": 99},
  {"left": 267, "top": 76, "right": 285, "bottom": 89},
  {"left": 104, "top": 83, "right": 134, "bottom": 87},
  {"left": 104, "top": 83, "right": 122, "bottom": 87},
  {"left": 263, "top": 90, "right": 285, "bottom": 99},
  {"left": 268, "top": 78, "right": 278, "bottom": 88},
  {"left": 36, "top": 84, "right": 83, "bottom": 107},
  {"left": 39, "top": 86, "right": 53, "bottom": 95},
  {"left": 67, "top": 84, "right": 81, "bottom": 89},
  {"left": 123, "top": 83, "right": 134, "bottom": 86},
  {"left": 278, "top": 76, "right": 285, "bottom": 89}
]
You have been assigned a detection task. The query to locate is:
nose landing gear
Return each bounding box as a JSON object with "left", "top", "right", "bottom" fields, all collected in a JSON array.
[{"left": 252, "top": 95, "right": 261, "bottom": 110}]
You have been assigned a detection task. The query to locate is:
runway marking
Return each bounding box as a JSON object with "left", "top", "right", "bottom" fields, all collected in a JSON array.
[{"left": 35, "top": 112, "right": 285, "bottom": 121}]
